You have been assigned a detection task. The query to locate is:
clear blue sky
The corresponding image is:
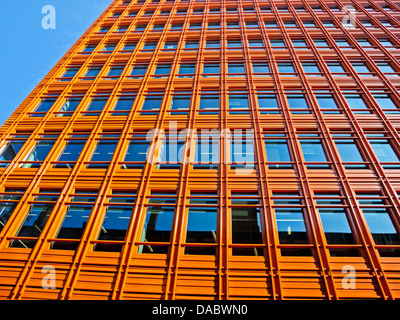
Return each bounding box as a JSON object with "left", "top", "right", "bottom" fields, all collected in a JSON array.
[{"left": 0, "top": 0, "right": 112, "bottom": 127}]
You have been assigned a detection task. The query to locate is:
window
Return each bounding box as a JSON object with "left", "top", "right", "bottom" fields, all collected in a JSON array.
[
  {"left": 153, "top": 64, "right": 171, "bottom": 78},
  {"left": 138, "top": 191, "right": 176, "bottom": 254},
  {"left": 298, "top": 132, "right": 329, "bottom": 169},
  {"left": 55, "top": 94, "right": 84, "bottom": 117},
  {"left": 94, "top": 190, "right": 136, "bottom": 252},
  {"left": 252, "top": 62, "right": 269, "bottom": 76},
  {"left": 20, "top": 135, "right": 57, "bottom": 168},
  {"left": 313, "top": 39, "right": 330, "bottom": 48},
  {"left": 202, "top": 63, "right": 219, "bottom": 77},
  {"left": 229, "top": 129, "right": 255, "bottom": 169},
  {"left": 263, "top": 131, "right": 292, "bottom": 169},
  {"left": 10, "top": 189, "right": 61, "bottom": 248},
  {"left": 205, "top": 40, "right": 220, "bottom": 50},
  {"left": 53, "top": 133, "right": 88, "bottom": 169},
  {"left": 101, "top": 43, "right": 117, "bottom": 54},
  {"left": 142, "top": 42, "right": 158, "bottom": 51},
  {"left": 373, "top": 94, "right": 398, "bottom": 114},
  {"left": 227, "top": 40, "right": 242, "bottom": 50},
  {"left": 315, "top": 193, "right": 359, "bottom": 256},
  {"left": 130, "top": 64, "right": 148, "bottom": 79},
  {"left": 376, "top": 62, "right": 397, "bottom": 76},
  {"left": 112, "top": 93, "right": 136, "bottom": 116},
  {"left": 314, "top": 93, "right": 340, "bottom": 114},
  {"left": 169, "top": 93, "right": 191, "bottom": 115},
  {"left": 301, "top": 62, "right": 321, "bottom": 76},
  {"left": 332, "top": 134, "right": 366, "bottom": 169},
  {"left": 104, "top": 65, "right": 125, "bottom": 80},
  {"left": 59, "top": 67, "right": 80, "bottom": 81},
  {"left": 199, "top": 92, "right": 219, "bottom": 114},
  {"left": 31, "top": 97, "right": 58, "bottom": 117},
  {"left": 193, "top": 129, "right": 219, "bottom": 169},
  {"left": 184, "top": 41, "right": 199, "bottom": 50},
  {"left": 326, "top": 62, "right": 347, "bottom": 76},
  {"left": 82, "top": 66, "right": 102, "bottom": 81},
  {"left": 286, "top": 93, "right": 310, "bottom": 114},
  {"left": 277, "top": 62, "right": 296, "bottom": 76},
  {"left": 273, "top": 192, "right": 311, "bottom": 256},
  {"left": 351, "top": 62, "right": 372, "bottom": 76},
  {"left": 185, "top": 191, "right": 218, "bottom": 255},
  {"left": 178, "top": 64, "right": 196, "bottom": 78},
  {"left": 228, "top": 62, "right": 245, "bottom": 76},
  {"left": 121, "top": 42, "right": 136, "bottom": 52},
  {"left": 248, "top": 39, "right": 264, "bottom": 49},
  {"left": 0, "top": 136, "right": 27, "bottom": 167},
  {"left": 257, "top": 91, "right": 279, "bottom": 114},
  {"left": 231, "top": 192, "right": 263, "bottom": 256},
  {"left": 292, "top": 40, "right": 308, "bottom": 48},
  {"left": 357, "top": 193, "right": 400, "bottom": 256},
  {"left": 163, "top": 41, "right": 178, "bottom": 50},
  {"left": 0, "top": 189, "right": 25, "bottom": 233},
  {"left": 87, "top": 134, "right": 119, "bottom": 169},
  {"left": 140, "top": 92, "right": 164, "bottom": 115},
  {"left": 84, "top": 94, "right": 110, "bottom": 116},
  {"left": 51, "top": 190, "right": 98, "bottom": 250},
  {"left": 229, "top": 92, "right": 249, "bottom": 114},
  {"left": 156, "top": 133, "right": 184, "bottom": 169},
  {"left": 368, "top": 136, "right": 400, "bottom": 169},
  {"left": 270, "top": 39, "right": 286, "bottom": 49},
  {"left": 122, "top": 133, "right": 150, "bottom": 169},
  {"left": 344, "top": 94, "right": 370, "bottom": 114}
]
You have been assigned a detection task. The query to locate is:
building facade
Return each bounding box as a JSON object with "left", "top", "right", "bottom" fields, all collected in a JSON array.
[{"left": 1, "top": 0, "right": 400, "bottom": 300}]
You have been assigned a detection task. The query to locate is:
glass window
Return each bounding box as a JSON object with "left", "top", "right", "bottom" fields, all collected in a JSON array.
[
  {"left": 54, "top": 140, "right": 86, "bottom": 169},
  {"left": 193, "top": 131, "right": 219, "bottom": 169},
  {"left": 326, "top": 62, "right": 346, "bottom": 76},
  {"left": 264, "top": 134, "right": 292, "bottom": 169},
  {"left": 199, "top": 94, "right": 219, "bottom": 114},
  {"left": 0, "top": 189, "right": 25, "bottom": 232},
  {"left": 141, "top": 93, "right": 164, "bottom": 114},
  {"left": 270, "top": 39, "right": 286, "bottom": 48},
  {"left": 302, "top": 62, "right": 321, "bottom": 76},
  {"left": 123, "top": 140, "right": 149, "bottom": 169},
  {"left": 230, "top": 132, "right": 254, "bottom": 169},
  {"left": 52, "top": 205, "right": 93, "bottom": 249},
  {"left": 252, "top": 62, "right": 269, "bottom": 75},
  {"left": 315, "top": 94, "right": 339, "bottom": 114},
  {"left": 277, "top": 62, "right": 295, "bottom": 75},
  {"left": 84, "top": 96, "right": 110, "bottom": 116},
  {"left": 286, "top": 94, "right": 309, "bottom": 114},
  {"left": 170, "top": 94, "right": 191, "bottom": 114},
  {"left": 357, "top": 194, "right": 400, "bottom": 251},
  {"left": 344, "top": 94, "right": 370, "bottom": 114},
  {"left": 153, "top": 64, "right": 171, "bottom": 78},
  {"left": 21, "top": 140, "right": 55, "bottom": 168},
  {"left": 178, "top": 64, "right": 196, "bottom": 78},
  {"left": 373, "top": 94, "right": 398, "bottom": 113},
  {"left": 32, "top": 98, "right": 57, "bottom": 116},
  {"left": 163, "top": 41, "right": 178, "bottom": 50},
  {"left": 299, "top": 135, "right": 329, "bottom": 169},
  {"left": 0, "top": 140, "right": 26, "bottom": 167},
  {"left": 83, "top": 67, "right": 102, "bottom": 80},
  {"left": 369, "top": 139, "right": 399, "bottom": 165},
  {"left": 130, "top": 65, "right": 148, "bottom": 78},
  {"left": 257, "top": 93, "right": 278, "bottom": 114},
  {"left": 87, "top": 137, "right": 119, "bottom": 168},
  {"left": 60, "top": 67, "right": 80, "bottom": 80},
  {"left": 333, "top": 136, "right": 365, "bottom": 169},
  {"left": 10, "top": 189, "right": 61, "bottom": 248},
  {"left": 95, "top": 205, "right": 133, "bottom": 252},
  {"left": 228, "top": 63, "right": 245, "bottom": 76},
  {"left": 315, "top": 193, "right": 357, "bottom": 246},
  {"left": 138, "top": 200, "right": 175, "bottom": 254},
  {"left": 203, "top": 63, "right": 219, "bottom": 77},
  {"left": 273, "top": 193, "right": 311, "bottom": 256},
  {"left": 376, "top": 62, "right": 397, "bottom": 76},
  {"left": 112, "top": 94, "right": 136, "bottom": 116},
  {"left": 185, "top": 208, "right": 217, "bottom": 255},
  {"left": 229, "top": 93, "right": 249, "bottom": 114}
]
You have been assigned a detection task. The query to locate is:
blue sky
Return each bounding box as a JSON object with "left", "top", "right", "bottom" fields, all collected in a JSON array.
[{"left": 0, "top": 0, "right": 112, "bottom": 126}]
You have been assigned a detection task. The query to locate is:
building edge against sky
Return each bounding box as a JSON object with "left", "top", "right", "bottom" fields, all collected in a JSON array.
[{"left": 0, "top": 0, "right": 400, "bottom": 300}]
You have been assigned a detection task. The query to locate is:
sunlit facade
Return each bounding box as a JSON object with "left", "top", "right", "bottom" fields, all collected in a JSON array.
[{"left": 1, "top": 0, "right": 400, "bottom": 300}]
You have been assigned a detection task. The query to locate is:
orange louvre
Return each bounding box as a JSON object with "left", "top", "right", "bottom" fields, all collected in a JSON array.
[{"left": 0, "top": 0, "right": 400, "bottom": 301}]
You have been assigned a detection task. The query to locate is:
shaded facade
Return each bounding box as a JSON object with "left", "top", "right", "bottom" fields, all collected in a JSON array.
[{"left": 1, "top": 0, "right": 400, "bottom": 300}]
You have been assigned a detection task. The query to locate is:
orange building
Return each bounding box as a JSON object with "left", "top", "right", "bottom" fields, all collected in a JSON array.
[{"left": 1, "top": 0, "right": 400, "bottom": 300}]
